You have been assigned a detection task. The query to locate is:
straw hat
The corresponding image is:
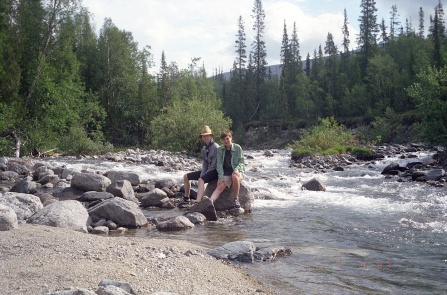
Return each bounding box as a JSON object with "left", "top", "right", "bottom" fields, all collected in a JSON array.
[{"left": 199, "top": 125, "right": 214, "bottom": 138}]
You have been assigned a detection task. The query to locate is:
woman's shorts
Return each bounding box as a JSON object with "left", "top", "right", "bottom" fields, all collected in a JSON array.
[{"left": 186, "top": 169, "right": 218, "bottom": 183}]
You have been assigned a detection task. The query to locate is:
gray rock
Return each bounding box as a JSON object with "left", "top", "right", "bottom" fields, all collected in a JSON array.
[
  {"left": 71, "top": 173, "right": 111, "bottom": 192},
  {"left": 187, "top": 198, "right": 217, "bottom": 221},
  {"left": 43, "top": 288, "right": 96, "bottom": 295},
  {"left": 88, "top": 197, "right": 148, "bottom": 228},
  {"left": 139, "top": 188, "right": 168, "bottom": 207},
  {"left": 37, "top": 174, "right": 59, "bottom": 185},
  {"left": 106, "top": 171, "right": 142, "bottom": 186},
  {"left": 79, "top": 191, "right": 114, "bottom": 202},
  {"left": 0, "top": 204, "right": 18, "bottom": 231},
  {"left": 208, "top": 241, "right": 256, "bottom": 263},
  {"left": 301, "top": 178, "right": 326, "bottom": 191},
  {"left": 92, "top": 225, "right": 109, "bottom": 234},
  {"left": 204, "top": 181, "right": 254, "bottom": 212},
  {"left": 97, "top": 285, "right": 131, "bottom": 295},
  {"left": 156, "top": 215, "right": 195, "bottom": 231},
  {"left": 381, "top": 162, "right": 401, "bottom": 175},
  {"left": 6, "top": 160, "right": 31, "bottom": 175},
  {"left": 61, "top": 168, "right": 81, "bottom": 179},
  {"left": 0, "top": 192, "right": 43, "bottom": 223},
  {"left": 184, "top": 212, "right": 207, "bottom": 224},
  {"left": 106, "top": 180, "right": 139, "bottom": 204},
  {"left": 34, "top": 192, "right": 58, "bottom": 206},
  {"left": 53, "top": 187, "right": 85, "bottom": 201},
  {"left": 10, "top": 176, "right": 37, "bottom": 194},
  {"left": 106, "top": 220, "right": 118, "bottom": 230},
  {"left": 154, "top": 178, "right": 178, "bottom": 190},
  {"left": 253, "top": 246, "right": 292, "bottom": 261},
  {"left": 425, "top": 169, "right": 445, "bottom": 181},
  {"left": 98, "top": 280, "right": 136, "bottom": 295},
  {"left": 0, "top": 171, "right": 20, "bottom": 181},
  {"left": 27, "top": 200, "right": 89, "bottom": 233}
]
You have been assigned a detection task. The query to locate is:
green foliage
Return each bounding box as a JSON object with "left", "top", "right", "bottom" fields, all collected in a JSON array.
[
  {"left": 290, "top": 117, "right": 354, "bottom": 158},
  {"left": 150, "top": 96, "right": 231, "bottom": 153},
  {"left": 407, "top": 66, "right": 447, "bottom": 144},
  {"left": 58, "top": 125, "right": 113, "bottom": 155}
]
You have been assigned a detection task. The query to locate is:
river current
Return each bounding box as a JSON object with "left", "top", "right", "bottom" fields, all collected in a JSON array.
[{"left": 44, "top": 149, "right": 447, "bottom": 294}]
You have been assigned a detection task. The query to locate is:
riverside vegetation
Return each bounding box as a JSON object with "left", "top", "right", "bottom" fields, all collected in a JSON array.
[{"left": 0, "top": 1, "right": 447, "bottom": 158}]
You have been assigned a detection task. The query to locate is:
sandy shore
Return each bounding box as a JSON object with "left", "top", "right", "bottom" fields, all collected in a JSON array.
[{"left": 0, "top": 224, "right": 276, "bottom": 295}]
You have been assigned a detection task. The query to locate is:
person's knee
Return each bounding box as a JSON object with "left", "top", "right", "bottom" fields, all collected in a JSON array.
[
  {"left": 183, "top": 174, "right": 189, "bottom": 182},
  {"left": 198, "top": 178, "right": 204, "bottom": 185},
  {"left": 232, "top": 173, "right": 241, "bottom": 184}
]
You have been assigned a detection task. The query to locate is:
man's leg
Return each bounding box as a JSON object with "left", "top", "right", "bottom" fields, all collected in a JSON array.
[
  {"left": 231, "top": 173, "right": 242, "bottom": 200},
  {"left": 210, "top": 180, "right": 226, "bottom": 201},
  {"left": 183, "top": 174, "right": 190, "bottom": 198}
]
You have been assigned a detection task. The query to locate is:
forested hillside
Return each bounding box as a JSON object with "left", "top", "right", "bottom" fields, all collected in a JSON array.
[{"left": 0, "top": 0, "right": 446, "bottom": 157}]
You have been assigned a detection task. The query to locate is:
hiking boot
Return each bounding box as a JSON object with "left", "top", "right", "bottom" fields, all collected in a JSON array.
[{"left": 234, "top": 198, "right": 241, "bottom": 209}]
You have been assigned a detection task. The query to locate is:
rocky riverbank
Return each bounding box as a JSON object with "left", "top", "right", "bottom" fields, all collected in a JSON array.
[{"left": 0, "top": 224, "right": 275, "bottom": 295}]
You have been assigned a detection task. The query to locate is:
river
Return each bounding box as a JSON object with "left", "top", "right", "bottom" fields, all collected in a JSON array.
[{"left": 43, "top": 149, "right": 447, "bottom": 294}]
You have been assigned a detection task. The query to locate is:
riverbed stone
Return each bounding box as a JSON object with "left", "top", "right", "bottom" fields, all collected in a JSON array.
[
  {"left": 88, "top": 197, "right": 148, "bottom": 228},
  {"left": 187, "top": 198, "right": 217, "bottom": 221},
  {"left": 10, "top": 176, "right": 38, "bottom": 194},
  {"left": 207, "top": 240, "right": 256, "bottom": 263},
  {"left": 105, "top": 170, "right": 141, "bottom": 186},
  {"left": 204, "top": 181, "right": 254, "bottom": 212},
  {"left": 106, "top": 180, "right": 139, "bottom": 204},
  {"left": 0, "top": 192, "right": 43, "bottom": 223},
  {"left": 27, "top": 200, "right": 89, "bottom": 233},
  {"left": 301, "top": 178, "right": 326, "bottom": 191},
  {"left": 53, "top": 186, "right": 85, "bottom": 200},
  {"left": 79, "top": 191, "right": 114, "bottom": 202},
  {"left": 156, "top": 215, "right": 195, "bottom": 231},
  {"left": 425, "top": 169, "right": 445, "bottom": 181},
  {"left": 71, "top": 173, "right": 111, "bottom": 192},
  {"left": 139, "top": 188, "right": 168, "bottom": 207},
  {"left": 0, "top": 204, "right": 18, "bottom": 231}
]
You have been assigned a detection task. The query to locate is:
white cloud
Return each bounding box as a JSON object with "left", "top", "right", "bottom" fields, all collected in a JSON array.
[{"left": 81, "top": 0, "right": 435, "bottom": 74}]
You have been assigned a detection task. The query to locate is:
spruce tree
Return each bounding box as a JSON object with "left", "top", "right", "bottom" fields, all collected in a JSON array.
[
  {"left": 234, "top": 15, "right": 247, "bottom": 81},
  {"left": 389, "top": 5, "right": 400, "bottom": 40},
  {"left": 250, "top": 0, "right": 267, "bottom": 120},
  {"left": 357, "top": 0, "right": 379, "bottom": 75},
  {"left": 342, "top": 8, "right": 350, "bottom": 53},
  {"left": 418, "top": 7, "right": 425, "bottom": 37}
]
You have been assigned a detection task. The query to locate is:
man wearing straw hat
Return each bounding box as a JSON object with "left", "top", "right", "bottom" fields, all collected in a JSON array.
[{"left": 182, "top": 126, "right": 219, "bottom": 203}]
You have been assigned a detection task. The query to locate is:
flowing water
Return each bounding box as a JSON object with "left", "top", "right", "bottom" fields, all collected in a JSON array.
[{"left": 43, "top": 150, "right": 447, "bottom": 294}]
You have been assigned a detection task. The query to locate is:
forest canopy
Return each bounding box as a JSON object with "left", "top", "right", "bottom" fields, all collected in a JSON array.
[{"left": 0, "top": 0, "right": 446, "bottom": 157}]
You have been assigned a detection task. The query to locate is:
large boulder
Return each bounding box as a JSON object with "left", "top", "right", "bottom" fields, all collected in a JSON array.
[
  {"left": 79, "top": 191, "right": 114, "bottom": 202},
  {"left": 52, "top": 186, "right": 85, "bottom": 201},
  {"left": 105, "top": 171, "right": 141, "bottom": 186},
  {"left": 88, "top": 197, "right": 148, "bottom": 228},
  {"left": 0, "top": 204, "right": 18, "bottom": 231},
  {"left": 71, "top": 173, "right": 111, "bottom": 192},
  {"left": 10, "top": 176, "right": 38, "bottom": 194},
  {"left": 106, "top": 180, "right": 139, "bottom": 204},
  {"left": 204, "top": 181, "right": 254, "bottom": 212},
  {"left": 156, "top": 215, "right": 195, "bottom": 231},
  {"left": 0, "top": 192, "right": 43, "bottom": 223},
  {"left": 301, "top": 178, "right": 326, "bottom": 191},
  {"left": 27, "top": 200, "right": 89, "bottom": 233},
  {"left": 187, "top": 198, "right": 217, "bottom": 221},
  {"left": 139, "top": 188, "right": 168, "bottom": 208},
  {"left": 207, "top": 241, "right": 256, "bottom": 263}
]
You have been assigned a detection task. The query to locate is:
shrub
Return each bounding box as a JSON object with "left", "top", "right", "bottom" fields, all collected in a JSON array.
[{"left": 290, "top": 117, "right": 355, "bottom": 158}]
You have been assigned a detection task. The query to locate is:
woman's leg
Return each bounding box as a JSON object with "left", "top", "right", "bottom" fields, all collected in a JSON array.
[{"left": 196, "top": 178, "right": 205, "bottom": 201}]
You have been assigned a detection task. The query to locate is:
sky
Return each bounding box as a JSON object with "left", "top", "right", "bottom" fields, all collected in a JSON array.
[{"left": 82, "top": 0, "right": 439, "bottom": 74}]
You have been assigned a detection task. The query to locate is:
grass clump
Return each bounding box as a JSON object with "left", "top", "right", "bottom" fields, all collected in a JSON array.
[{"left": 291, "top": 117, "right": 357, "bottom": 159}]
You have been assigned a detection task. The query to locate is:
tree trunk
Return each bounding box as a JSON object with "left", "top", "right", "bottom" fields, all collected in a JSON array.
[{"left": 11, "top": 130, "right": 20, "bottom": 158}]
